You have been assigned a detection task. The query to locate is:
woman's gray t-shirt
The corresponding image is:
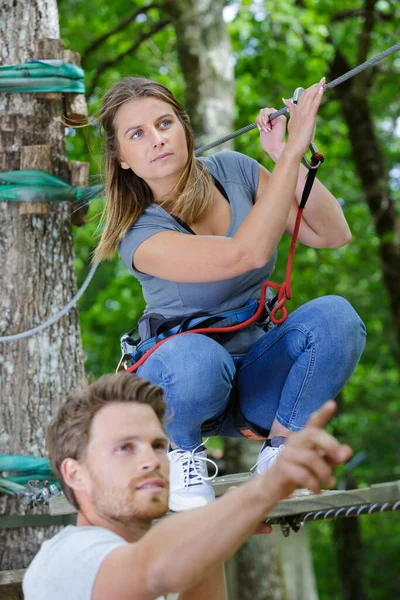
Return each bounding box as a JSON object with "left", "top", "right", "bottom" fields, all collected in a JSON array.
[{"left": 119, "top": 150, "right": 277, "bottom": 354}]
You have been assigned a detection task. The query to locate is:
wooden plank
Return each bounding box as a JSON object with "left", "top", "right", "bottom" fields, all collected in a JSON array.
[
  {"left": 49, "top": 495, "right": 77, "bottom": 515},
  {"left": 213, "top": 474, "right": 400, "bottom": 518},
  {"left": 49, "top": 477, "right": 400, "bottom": 518},
  {"left": 63, "top": 49, "right": 88, "bottom": 125},
  {"left": 0, "top": 569, "right": 24, "bottom": 598},
  {"left": 0, "top": 570, "right": 24, "bottom": 586},
  {"left": 36, "top": 38, "right": 65, "bottom": 102},
  {"left": 0, "top": 513, "right": 76, "bottom": 529},
  {"left": 69, "top": 160, "right": 89, "bottom": 226}
]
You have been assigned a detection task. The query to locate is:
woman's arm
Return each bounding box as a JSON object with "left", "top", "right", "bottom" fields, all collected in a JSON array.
[
  {"left": 290, "top": 163, "right": 351, "bottom": 248},
  {"left": 134, "top": 80, "right": 325, "bottom": 284},
  {"left": 258, "top": 98, "right": 351, "bottom": 249},
  {"left": 256, "top": 163, "right": 351, "bottom": 249}
]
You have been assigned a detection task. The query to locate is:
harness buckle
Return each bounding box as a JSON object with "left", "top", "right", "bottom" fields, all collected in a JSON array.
[
  {"left": 262, "top": 295, "right": 278, "bottom": 331},
  {"left": 291, "top": 87, "right": 324, "bottom": 170},
  {"left": 116, "top": 334, "right": 138, "bottom": 372}
]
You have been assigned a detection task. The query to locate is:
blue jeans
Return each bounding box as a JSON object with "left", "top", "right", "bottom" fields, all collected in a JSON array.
[{"left": 137, "top": 296, "right": 366, "bottom": 450}]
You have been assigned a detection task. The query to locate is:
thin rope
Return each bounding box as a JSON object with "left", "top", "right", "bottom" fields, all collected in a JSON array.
[
  {"left": 195, "top": 41, "right": 400, "bottom": 155},
  {"left": 0, "top": 262, "right": 99, "bottom": 343}
]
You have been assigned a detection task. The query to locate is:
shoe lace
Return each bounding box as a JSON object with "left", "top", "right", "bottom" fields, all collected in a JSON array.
[
  {"left": 250, "top": 444, "right": 284, "bottom": 473},
  {"left": 178, "top": 439, "right": 219, "bottom": 487}
]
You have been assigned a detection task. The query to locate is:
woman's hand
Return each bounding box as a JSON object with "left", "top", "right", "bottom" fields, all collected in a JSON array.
[
  {"left": 256, "top": 107, "right": 287, "bottom": 162},
  {"left": 283, "top": 77, "right": 326, "bottom": 160}
]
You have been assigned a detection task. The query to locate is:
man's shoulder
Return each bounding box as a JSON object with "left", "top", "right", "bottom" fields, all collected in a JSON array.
[
  {"left": 36, "top": 524, "right": 125, "bottom": 550},
  {"left": 26, "top": 525, "right": 127, "bottom": 566},
  {"left": 23, "top": 526, "right": 128, "bottom": 599}
]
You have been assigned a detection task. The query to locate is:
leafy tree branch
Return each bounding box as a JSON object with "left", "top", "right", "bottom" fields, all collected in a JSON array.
[
  {"left": 81, "top": 2, "right": 164, "bottom": 66},
  {"left": 357, "top": 0, "right": 377, "bottom": 68},
  {"left": 87, "top": 18, "right": 170, "bottom": 98}
]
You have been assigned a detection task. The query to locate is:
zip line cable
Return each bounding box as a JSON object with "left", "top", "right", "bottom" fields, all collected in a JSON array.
[
  {"left": 195, "top": 41, "right": 400, "bottom": 155},
  {"left": 1, "top": 41, "right": 399, "bottom": 343},
  {"left": 0, "top": 262, "right": 99, "bottom": 343}
]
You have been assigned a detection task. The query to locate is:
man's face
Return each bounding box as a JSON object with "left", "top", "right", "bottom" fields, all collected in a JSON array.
[{"left": 81, "top": 402, "right": 169, "bottom": 523}]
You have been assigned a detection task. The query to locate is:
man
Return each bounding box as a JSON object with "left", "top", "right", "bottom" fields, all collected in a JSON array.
[{"left": 23, "top": 372, "right": 352, "bottom": 600}]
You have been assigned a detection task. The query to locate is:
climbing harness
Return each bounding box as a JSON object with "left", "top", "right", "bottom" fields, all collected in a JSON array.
[
  {"left": 0, "top": 453, "right": 61, "bottom": 507},
  {"left": 117, "top": 299, "right": 260, "bottom": 371}
]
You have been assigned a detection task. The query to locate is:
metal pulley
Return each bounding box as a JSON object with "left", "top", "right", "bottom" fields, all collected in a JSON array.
[{"left": 291, "top": 87, "right": 324, "bottom": 170}]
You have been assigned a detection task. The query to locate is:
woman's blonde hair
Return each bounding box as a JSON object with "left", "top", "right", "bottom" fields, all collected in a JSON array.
[{"left": 94, "top": 77, "right": 213, "bottom": 261}]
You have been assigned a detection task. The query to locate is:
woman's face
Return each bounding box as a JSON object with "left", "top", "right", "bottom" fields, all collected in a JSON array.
[{"left": 114, "top": 96, "right": 189, "bottom": 198}]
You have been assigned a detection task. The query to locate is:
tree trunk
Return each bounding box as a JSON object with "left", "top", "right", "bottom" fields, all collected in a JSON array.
[
  {"left": 235, "top": 443, "right": 319, "bottom": 600},
  {"left": 332, "top": 476, "right": 369, "bottom": 600},
  {"left": 236, "top": 530, "right": 285, "bottom": 600},
  {"left": 0, "top": 0, "right": 85, "bottom": 570},
  {"left": 233, "top": 442, "right": 284, "bottom": 600},
  {"left": 163, "top": 0, "right": 234, "bottom": 149},
  {"left": 330, "top": 393, "right": 369, "bottom": 600}
]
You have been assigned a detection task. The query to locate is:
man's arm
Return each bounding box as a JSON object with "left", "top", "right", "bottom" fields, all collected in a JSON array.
[
  {"left": 177, "top": 563, "right": 226, "bottom": 600},
  {"left": 93, "top": 401, "right": 352, "bottom": 600}
]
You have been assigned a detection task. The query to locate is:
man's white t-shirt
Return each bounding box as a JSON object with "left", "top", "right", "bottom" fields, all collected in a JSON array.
[{"left": 23, "top": 525, "right": 165, "bottom": 599}]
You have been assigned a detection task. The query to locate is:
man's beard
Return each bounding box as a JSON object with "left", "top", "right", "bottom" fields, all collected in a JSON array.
[{"left": 90, "top": 476, "right": 169, "bottom": 524}]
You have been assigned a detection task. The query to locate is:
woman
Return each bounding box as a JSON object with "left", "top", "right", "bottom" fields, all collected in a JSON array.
[{"left": 95, "top": 76, "right": 366, "bottom": 511}]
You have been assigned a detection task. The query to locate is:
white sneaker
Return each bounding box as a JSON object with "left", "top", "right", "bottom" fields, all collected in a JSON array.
[
  {"left": 168, "top": 441, "right": 218, "bottom": 511},
  {"left": 251, "top": 441, "right": 312, "bottom": 497},
  {"left": 251, "top": 442, "right": 285, "bottom": 476}
]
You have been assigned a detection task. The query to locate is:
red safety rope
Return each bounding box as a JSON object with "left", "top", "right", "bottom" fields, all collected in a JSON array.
[{"left": 268, "top": 205, "right": 304, "bottom": 325}]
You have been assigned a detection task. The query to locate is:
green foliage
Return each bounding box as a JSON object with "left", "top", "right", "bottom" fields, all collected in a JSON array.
[
  {"left": 74, "top": 198, "right": 145, "bottom": 376},
  {"left": 59, "top": 1, "right": 400, "bottom": 597}
]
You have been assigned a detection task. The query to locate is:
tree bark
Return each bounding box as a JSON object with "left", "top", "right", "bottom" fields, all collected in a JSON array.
[
  {"left": 0, "top": 0, "right": 85, "bottom": 569},
  {"left": 236, "top": 529, "right": 285, "bottom": 600},
  {"left": 332, "top": 475, "right": 369, "bottom": 600},
  {"left": 234, "top": 443, "right": 319, "bottom": 600},
  {"left": 330, "top": 393, "right": 369, "bottom": 600},
  {"left": 164, "top": 0, "right": 234, "bottom": 149}
]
